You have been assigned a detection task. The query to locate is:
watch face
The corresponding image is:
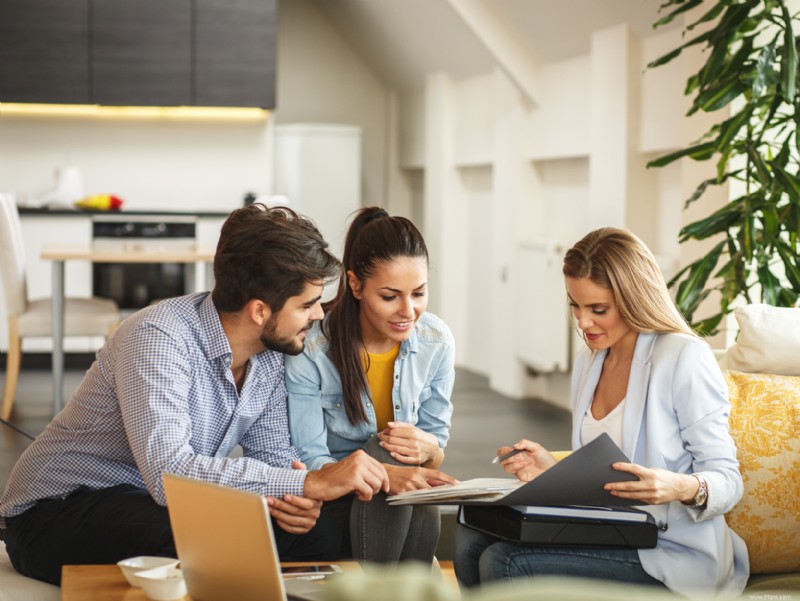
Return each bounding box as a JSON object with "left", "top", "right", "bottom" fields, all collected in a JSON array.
[{"left": 694, "top": 478, "right": 708, "bottom": 506}]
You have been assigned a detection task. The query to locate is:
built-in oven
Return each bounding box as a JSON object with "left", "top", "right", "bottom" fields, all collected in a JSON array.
[{"left": 92, "top": 215, "right": 197, "bottom": 311}]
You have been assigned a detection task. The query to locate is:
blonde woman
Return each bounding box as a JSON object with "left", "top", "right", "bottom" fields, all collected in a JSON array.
[{"left": 454, "top": 228, "right": 749, "bottom": 598}]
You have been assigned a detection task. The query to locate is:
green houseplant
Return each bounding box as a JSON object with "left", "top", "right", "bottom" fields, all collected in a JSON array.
[{"left": 647, "top": 0, "right": 800, "bottom": 335}]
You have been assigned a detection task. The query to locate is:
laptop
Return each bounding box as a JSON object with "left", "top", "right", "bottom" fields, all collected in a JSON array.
[{"left": 162, "top": 473, "right": 328, "bottom": 601}]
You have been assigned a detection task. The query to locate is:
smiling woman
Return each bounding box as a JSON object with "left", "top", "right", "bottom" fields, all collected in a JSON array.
[
  {"left": 454, "top": 227, "right": 749, "bottom": 598},
  {"left": 284, "top": 207, "right": 457, "bottom": 566}
]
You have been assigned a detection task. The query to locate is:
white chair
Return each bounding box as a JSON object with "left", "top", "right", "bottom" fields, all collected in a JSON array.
[{"left": 0, "top": 194, "right": 121, "bottom": 421}]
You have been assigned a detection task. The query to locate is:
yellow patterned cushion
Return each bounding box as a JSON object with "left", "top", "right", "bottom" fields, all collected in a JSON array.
[{"left": 724, "top": 370, "right": 800, "bottom": 574}]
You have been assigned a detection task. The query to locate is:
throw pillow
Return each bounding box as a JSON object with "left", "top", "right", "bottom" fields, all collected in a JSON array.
[
  {"left": 724, "top": 370, "right": 800, "bottom": 573},
  {"left": 719, "top": 304, "right": 800, "bottom": 376}
]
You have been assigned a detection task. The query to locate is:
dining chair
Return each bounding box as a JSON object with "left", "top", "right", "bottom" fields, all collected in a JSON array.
[{"left": 0, "top": 194, "right": 121, "bottom": 421}]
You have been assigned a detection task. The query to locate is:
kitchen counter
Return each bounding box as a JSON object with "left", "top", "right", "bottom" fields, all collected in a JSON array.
[{"left": 18, "top": 207, "right": 231, "bottom": 218}]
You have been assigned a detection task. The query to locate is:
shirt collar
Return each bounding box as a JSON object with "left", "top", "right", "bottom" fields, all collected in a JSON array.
[{"left": 198, "top": 293, "right": 233, "bottom": 362}]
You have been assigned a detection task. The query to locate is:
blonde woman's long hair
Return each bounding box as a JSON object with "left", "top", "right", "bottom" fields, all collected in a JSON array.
[{"left": 562, "top": 228, "right": 695, "bottom": 337}]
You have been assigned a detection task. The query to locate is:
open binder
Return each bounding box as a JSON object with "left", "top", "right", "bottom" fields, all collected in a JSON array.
[
  {"left": 458, "top": 504, "right": 658, "bottom": 548},
  {"left": 388, "top": 433, "right": 661, "bottom": 548},
  {"left": 388, "top": 433, "right": 641, "bottom": 507}
]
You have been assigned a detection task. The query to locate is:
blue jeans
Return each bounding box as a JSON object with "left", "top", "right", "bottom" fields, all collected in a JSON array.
[
  {"left": 321, "top": 437, "right": 441, "bottom": 563},
  {"left": 454, "top": 524, "right": 666, "bottom": 588}
]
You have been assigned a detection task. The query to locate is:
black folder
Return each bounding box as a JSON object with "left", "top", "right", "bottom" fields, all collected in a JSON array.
[{"left": 458, "top": 504, "right": 658, "bottom": 548}]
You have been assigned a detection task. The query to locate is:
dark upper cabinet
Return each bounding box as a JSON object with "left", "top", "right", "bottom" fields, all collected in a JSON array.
[
  {"left": 194, "top": 0, "right": 277, "bottom": 108},
  {"left": 0, "top": 0, "right": 90, "bottom": 104},
  {"left": 0, "top": 0, "right": 275, "bottom": 108},
  {"left": 91, "top": 0, "right": 192, "bottom": 106}
]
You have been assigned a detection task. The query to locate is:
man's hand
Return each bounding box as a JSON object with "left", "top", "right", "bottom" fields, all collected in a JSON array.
[
  {"left": 384, "top": 464, "right": 458, "bottom": 495},
  {"left": 378, "top": 422, "right": 442, "bottom": 467},
  {"left": 267, "top": 495, "right": 321, "bottom": 534},
  {"left": 303, "top": 450, "right": 389, "bottom": 502},
  {"left": 498, "top": 439, "right": 558, "bottom": 482}
]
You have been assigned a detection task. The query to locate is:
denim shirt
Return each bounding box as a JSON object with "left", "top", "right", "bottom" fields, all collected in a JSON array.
[{"left": 285, "top": 312, "right": 455, "bottom": 471}]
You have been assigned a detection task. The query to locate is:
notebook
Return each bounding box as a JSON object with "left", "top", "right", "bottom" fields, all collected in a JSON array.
[{"left": 162, "top": 473, "right": 328, "bottom": 601}]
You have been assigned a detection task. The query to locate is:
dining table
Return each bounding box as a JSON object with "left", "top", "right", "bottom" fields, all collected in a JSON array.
[{"left": 40, "top": 244, "right": 215, "bottom": 414}]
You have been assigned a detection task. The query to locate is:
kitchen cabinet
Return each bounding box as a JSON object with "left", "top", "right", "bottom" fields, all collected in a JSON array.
[
  {"left": 0, "top": 0, "right": 90, "bottom": 104},
  {"left": 0, "top": 0, "right": 276, "bottom": 108},
  {"left": 194, "top": 0, "right": 277, "bottom": 108},
  {"left": 91, "top": 0, "right": 192, "bottom": 106}
]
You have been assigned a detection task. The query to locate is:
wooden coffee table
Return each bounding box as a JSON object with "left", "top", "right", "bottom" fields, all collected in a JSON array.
[{"left": 61, "top": 562, "right": 358, "bottom": 601}]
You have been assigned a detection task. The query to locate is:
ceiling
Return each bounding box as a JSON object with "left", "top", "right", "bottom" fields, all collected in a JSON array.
[{"left": 313, "top": 0, "right": 683, "bottom": 91}]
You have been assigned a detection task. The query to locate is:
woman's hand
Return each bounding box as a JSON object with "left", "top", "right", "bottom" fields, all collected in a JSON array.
[
  {"left": 605, "top": 463, "right": 700, "bottom": 505},
  {"left": 266, "top": 495, "right": 322, "bottom": 534},
  {"left": 378, "top": 422, "right": 442, "bottom": 467},
  {"left": 384, "top": 464, "right": 458, "bottom": 495},
  {"left": 497, "top": 439, "right": 558, "bottom": 482}
]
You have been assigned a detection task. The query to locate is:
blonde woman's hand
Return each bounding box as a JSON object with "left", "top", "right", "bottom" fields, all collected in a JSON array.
[
  {"left": 497, "top": 439, "right": 558, "bottom": 482},
  {"left": 378, "top": 422, "right": 442, "bottom": 466},
  {"left": 384, "top": 464, "right": 458, "bottom": 495},
  {"left": 604, "top": 462, "right": 701, "bottom": 505}
]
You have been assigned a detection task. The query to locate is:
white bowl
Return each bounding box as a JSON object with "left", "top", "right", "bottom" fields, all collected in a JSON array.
[
  {"left": 136, "top": 566, "right": 188, "bottom": 601},
  {"left": 117, "top": 556, "right": 180, "bottom": 588}
]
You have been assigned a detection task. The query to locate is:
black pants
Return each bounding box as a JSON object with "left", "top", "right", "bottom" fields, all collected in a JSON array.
[{"left": 5, "top": 483, "right": 341, "bottom": 585}]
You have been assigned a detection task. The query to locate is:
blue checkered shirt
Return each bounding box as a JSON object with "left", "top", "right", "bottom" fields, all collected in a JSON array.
[{"left": 0, "top": 292, "right": 305, "bottom": 528}]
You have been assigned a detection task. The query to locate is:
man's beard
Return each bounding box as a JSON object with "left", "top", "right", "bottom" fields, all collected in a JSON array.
[{"left": 260, "top": 316, "right": 311, "bottom": 356}]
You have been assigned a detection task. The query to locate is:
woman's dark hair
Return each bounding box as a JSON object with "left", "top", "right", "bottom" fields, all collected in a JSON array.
[
  {"left": 212, "top": 204, "right": 340, "bottom": 314},
  {"left": 325, "top": 207, "right": 428, "bottom": 425}
]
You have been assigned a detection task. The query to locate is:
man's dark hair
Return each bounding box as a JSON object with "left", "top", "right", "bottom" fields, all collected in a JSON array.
[{"left": 212, "top": 204, "right": 340, "bottom": 313}]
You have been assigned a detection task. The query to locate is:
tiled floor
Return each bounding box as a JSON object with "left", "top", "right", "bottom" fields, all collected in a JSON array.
[{"left": 0, "top": 360, "right": 573, "bottom": 563}]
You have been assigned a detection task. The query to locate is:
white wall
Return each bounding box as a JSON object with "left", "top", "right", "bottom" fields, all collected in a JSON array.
[{"left": 395, "top": 20, "right": 722, "bottom": 409}]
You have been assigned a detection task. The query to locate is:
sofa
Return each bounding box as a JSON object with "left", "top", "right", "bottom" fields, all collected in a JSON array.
[{"left": 1, "top": 304, "right": 798, "bottom": 600}]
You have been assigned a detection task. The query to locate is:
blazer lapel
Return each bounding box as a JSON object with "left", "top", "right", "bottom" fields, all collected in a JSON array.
[
  {"left": 571, "top": 349, "right": 607, "bottom": 450},
  {"left": 621, "top": 332, "right": 657, "bottom": 460}
]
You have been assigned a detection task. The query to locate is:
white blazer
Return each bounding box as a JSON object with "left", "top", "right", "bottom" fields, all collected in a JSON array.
[{"left": 571, "top": 332, "right": 749, "bottom": 599}]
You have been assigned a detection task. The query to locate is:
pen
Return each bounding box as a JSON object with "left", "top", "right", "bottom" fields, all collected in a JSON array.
[{"left": 491, "top": 448, "right": 526, "bottom": 464}]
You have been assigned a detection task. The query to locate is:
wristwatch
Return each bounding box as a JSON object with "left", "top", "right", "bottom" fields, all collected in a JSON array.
[{"left": 684, "top": 474, "right": 708, "bottom": 508}]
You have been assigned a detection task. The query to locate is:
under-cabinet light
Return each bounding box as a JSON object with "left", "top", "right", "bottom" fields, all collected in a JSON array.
[{"left": 0, "top": 103, "right": 269, "bottom": 121}]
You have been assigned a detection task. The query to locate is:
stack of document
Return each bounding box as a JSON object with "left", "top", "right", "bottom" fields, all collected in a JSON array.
[
  {"left": 510, "top": 505, "right": 650, "bottom": 522},
  {"left": 387, "top": 478, "right": 523, "bottom": 505}
]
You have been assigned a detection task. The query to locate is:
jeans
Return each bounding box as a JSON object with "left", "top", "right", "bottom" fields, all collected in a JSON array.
[
  {"left": 5, "top": 482, "right": 340, "bottom": 585},
  {"left": 454, "top": 524, "right": 666, "bottom": 588},
  {"left": 322, "top": 437, "right": 441, "bottom": 563}
]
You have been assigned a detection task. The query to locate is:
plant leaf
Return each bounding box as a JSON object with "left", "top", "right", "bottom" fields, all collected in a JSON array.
[
  {"left": 777, "top": 243, "right": 800, "bottom": 289},
  {"left": 674, "top": 241, "right": 726, "bottom": 315},
  {"left": 771, "top": 162, "right": 800, "bottom": 202},
  {"left": 752, "top": 39, "right": 778, "bottom": 97},
  {"left": 780, "top": 2, "right": 797, "bottom": 102},
  {"left": 647, "top": 30, "right": 713, "bottom": 69},
  {"left": 757, "top": 262, "right": 783, "bottom": 305},
  {"left": 686, "top": 2, "right": 727, "bottom": 31},
  {"left": 692, "top": 313, "right": 724, "bottom": 337},
  {"left": 647, "top": 142, "right": 717, "bottom": 168},
  {"left": 654, "top": 0, "right": 703, "bottom": 28}
]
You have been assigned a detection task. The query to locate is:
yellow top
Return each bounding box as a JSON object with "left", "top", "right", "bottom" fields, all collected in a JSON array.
[{"left": 365, "top": 344, "right": 401, "bottom": 432}]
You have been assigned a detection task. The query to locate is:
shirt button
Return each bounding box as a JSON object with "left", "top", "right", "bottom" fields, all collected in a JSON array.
[
  {"left": 336, "top": 403, "right": 341, "bottom": 408},
  {"left": 394, "top": 375, "right": 399, "bottom": 380},
  {"left": 224, "top": 357, "right": 231, "bottom": 365},
  {"left": 369, "top": 433, "right": 375, "bottom": 438},
  {"left": 395, "top": 404, "right": 400, "bottom": 410}
]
